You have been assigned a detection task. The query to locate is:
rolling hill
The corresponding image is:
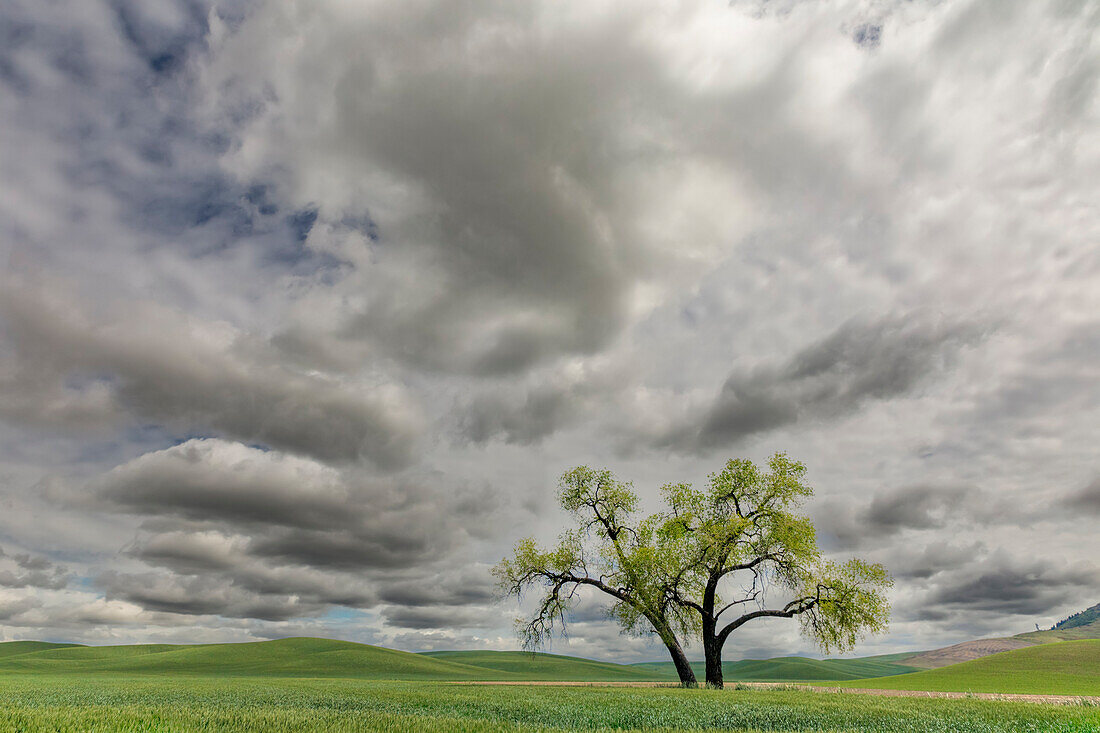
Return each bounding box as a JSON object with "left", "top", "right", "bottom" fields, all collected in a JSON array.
[
  {"left": 1, "top": 602, "right": 1095, "bottom": 686},
  {"left": 0, "top": 637, "right": 671, "bottom": 681},
  {"left": 423, "top": 650, "right": 672, "bottom": 681},
  {"left": 898, "top": 601, "right": 1100, "bottom": 668},
  {"left": 630, "top": 655, "right": 918, "bottom": 681},
  {"left": 1014, "top": 603, "right": 1100, "bottom": 644},
  {"left": 1052, "top": 601, "right": 1100, "bottom": 631},
  {"left": 0, "top": 640, "right": 81, "bottom": 658},
  {"left": 834, "top": 639, "right": 1100, "bottom": 696},
  {"left": 0, "top": 638, "right": 917, "bottom": 683},
  {"left": 629, "top": 602, "right": 1100, "bottom": 679}
]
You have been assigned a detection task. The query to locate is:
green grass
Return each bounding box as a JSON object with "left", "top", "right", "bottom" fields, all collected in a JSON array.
[
  {"left": 0, "top": 638, "right": 506, "bottom": 680},
  {"left": 1053, "top": 603, "right": 1100, "bottom": 631},
  {"left": 1014, "top": 624, "right": 1100, "bottom": 644},
  {"left": 0, "top": 675, "right": 1097, "bottom": 732},
  {"left": 0, "top": 638, "right": 669, "bottom": 681},
  {"left": 630, "top": 656, "right": 918, "bottom": 682},
  {"left": 0, "top": 640, "right": 82, "bottom": 658},
  {"left": 424, "top": 650, "right": 673, "bottom": 681},
  {"left": 1, "top": 637, "right": 1095, "bottom": 731},
  {"left": 1009, "top": 610, "right": 1099, "bottom": 645},
  {"left": 834, "top": 640, "right": 1100, "bottom": 696},
  {"left": 0, "top": 639, "right": 924, "bottom": 684}
]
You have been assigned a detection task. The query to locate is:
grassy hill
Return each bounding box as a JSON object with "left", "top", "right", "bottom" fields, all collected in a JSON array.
[
  {"left": 895, "top": 601, "right": 1100, "bottom": 668},
  {"left": 0, "top": 638, "right": 671, "bottom": 681},
  {"left": 423, "top": 650, "right": 673, "bottom": 681},
  {"left": 0, "top": 640, "right": 82, "bottom": 658},
  {"left": 1014, "top": 607, "right": 1100, "bottom": 644},
  {"left": 0, "top": 638, "right": 497, "bottom": 679},
  {"left": 2, "top": 606, "right": 1095, "bottom": 689},
  {"left": 834, "top": 639, "right": 1100, "bottom": 696},
  {"left": 1052, "top": 602, "right": 1100, "bottom": 631},
  {"left": 630, "top": 655, "right": 918, "bottom": 682},
  {"left": 0, "top": 638, "right": 916, "bottom": 683}
]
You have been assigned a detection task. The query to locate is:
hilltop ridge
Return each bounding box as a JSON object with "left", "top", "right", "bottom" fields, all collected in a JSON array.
[
  {"left": 1052, "top": 602, "right": 1100, "bottom": 632},
  {"left": 1, "top": 602, "right": 1096, "bottom": 682},
  {"left": 900, "top": 601, "right": 1100, "bottom": 669},
  {"left": 0, "top": 637, "right": 672, "bottom": 681}
]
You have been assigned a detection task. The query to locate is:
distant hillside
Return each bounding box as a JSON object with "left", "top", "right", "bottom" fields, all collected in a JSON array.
[
  {"left": 899, "top": 637, "right": 1036, "bottom": 669},
  {"left": 0, "top": 638, "right": 670, "bottom": 681},
  {"left": 898, "top": 601, "right": 1100, "bottom": 669},
  {"left": 0, "top": 641, "right": 82, "bottom": 658},
  {"left": 630, "top": 655, "right": 917, "bottom": 681},
  {"left": 0, "top": 638, "right": 492, "bottom": 679},
  {"left": 834, "top": 639, "right": 1100, "bottom": 696},
  {"left": 3, "top": 608, "right": 1096, "bottom": 685},
  {"left": 1053, "top": 601, "right": 1100, "bottom": 631},
  {"left": 423, "top": 650, "right": 673, "bottom": 681},
  {"left": 0, "top": 638, "right": 917, "bottom": 683}
]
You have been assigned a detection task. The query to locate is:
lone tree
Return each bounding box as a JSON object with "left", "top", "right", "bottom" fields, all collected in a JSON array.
[{"left": 494, "top": 453, "right": 891, "bottom": 688}]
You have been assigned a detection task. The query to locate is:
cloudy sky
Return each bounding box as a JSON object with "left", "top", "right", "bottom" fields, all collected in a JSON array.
[{"left": 0, "top": 0, "right": 1097, "bottom": 663}]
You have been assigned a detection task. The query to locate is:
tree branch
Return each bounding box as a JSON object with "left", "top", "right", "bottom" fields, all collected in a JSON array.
[
  {"left": 715, "top": 597, "right": 818, "bottom": 646},
  {"left": 714, "top": 595, "right": 758, "bottom": 619}
]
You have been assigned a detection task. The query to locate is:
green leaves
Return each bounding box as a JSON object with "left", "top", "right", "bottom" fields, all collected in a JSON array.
[
  {"left": 559, "top": 466, "right": 638, "bottom": 536},
  {"left": 796, "top": 558, "right": 894, "bottom": 655},
  {"left": 493, "top": 452, "right": 892, "bottom": 684}
]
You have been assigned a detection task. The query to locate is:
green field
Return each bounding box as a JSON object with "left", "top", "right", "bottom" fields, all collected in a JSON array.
[
  {"left": 0, "top": 638, "right": 670, "bottom": 682},
  {"left": 834, "top": 640, "right": 1100, "bottom": 696},
  {"left": 424, "top": 650, "right": 672, "bottom": 681},
  {"left": 1, "top": 637, "right": 1097, "bottom": 731},
  {"left": 3, "top": 637, "right": 1095, "bottom": 693},
  {"left": 0, "top": 676, "right": 1097, "bottom": 733},
  {"left": 0, "top": 640, "right": 80, "bottom": 658},
  {"left": 0, "top": 639, "right": 927, "bottom": 683}
]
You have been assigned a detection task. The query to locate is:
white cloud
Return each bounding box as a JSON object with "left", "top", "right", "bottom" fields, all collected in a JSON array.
[{"left": 0, "top": 0, "right": 1097, "bottom": 661}]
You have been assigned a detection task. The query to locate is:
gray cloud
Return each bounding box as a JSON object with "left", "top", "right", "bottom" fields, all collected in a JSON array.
[
  {"left": 0, "top": 0, "right": 1098, "bottom": 660},
  {"left": 0, "top": 281, "right": 420, "bottom": 468},
  {"left": 95, "top": 439, "right": 491, "bottom": 571},
  {"left": 922, "top": 554, "right": 1100, "bottom": 619},
  {"left": 458, "top": 389, "right": 578, "bottom": 446},
  {"left": 96, "top": 440, "right": 352, "bottom": 529},
  {"left": 890, "top": 542, "right": 984, "bottom": 581},
  {"left": 1063, "top": 478, "right": 1100, "bottom": 515},
  {"left": 376, "top": 568, "right": 497, "bottom": 609},
  {"left": 381, "top": 606, "right": 492, "bottom": 631},
  {"left": 815, "top": 483, "right": 1019, "bottom": 552},
  {"left": 83, "top": 439, "right": 501, "bottom": 621},
  {"left": 201, "top": 1, "right": 668, "bottom": 376},
  {"left": 866, "top": 485, "right": 974, "bottom": 532},
  {"left": 0, "top": 547, "right": 69, "bottom": 590},
  {"left": 656, "top": 316, "right": 984, "bottom": 453},
  {"left": 0, "top": 597, "right": 41, "bottom": 622},
  {"left": 98, "top": 571, "right": 331, "bottom": 621}
]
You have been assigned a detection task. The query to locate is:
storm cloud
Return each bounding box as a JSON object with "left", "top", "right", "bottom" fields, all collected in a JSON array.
[
  {"left": 1062, "top": 478, "right": 1100, "bottom": 515},
  {"left": 0, "top": 547, "right": 70, "bottom": 590},
  {"left": 0, "top": 283, "right": 421, "bottom": 468},
  {"left": 0, "top": 0, "right": 1097, "bottom": 656},
  {"left": 816, "top": 482, "right": 1019, "bottom": 552},
  {"left": 923, "top": 554, "right": 1100, "bottom": 619},
  {"left": 85, "top": 439, "right": 502, "bottom": 621},
  {"left": 656, "top": 316, "right": 984, "bottom": 453}
]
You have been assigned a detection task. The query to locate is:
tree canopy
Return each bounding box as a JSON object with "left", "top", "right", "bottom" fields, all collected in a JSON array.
[{"left": 494, "top": 453, "right": 892, "bottom": 688}]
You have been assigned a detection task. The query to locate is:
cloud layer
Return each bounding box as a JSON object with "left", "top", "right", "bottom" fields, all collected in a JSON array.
[{"left": 0, "top": 0, "right": 1097, "bottom": 658}]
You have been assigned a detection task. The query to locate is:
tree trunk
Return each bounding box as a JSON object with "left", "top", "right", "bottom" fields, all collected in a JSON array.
[
  {"left": 702, "top": 618, "right": 723, "bottom": 688},
  {"left": 653, "top": 622, "right": 697, "bottom": 687},
  {"left": 665, "top": 636, "right": 698, "bottom": 687},
  {"left": 703, "top": 640, "right": 723, "bottom": 688}
]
